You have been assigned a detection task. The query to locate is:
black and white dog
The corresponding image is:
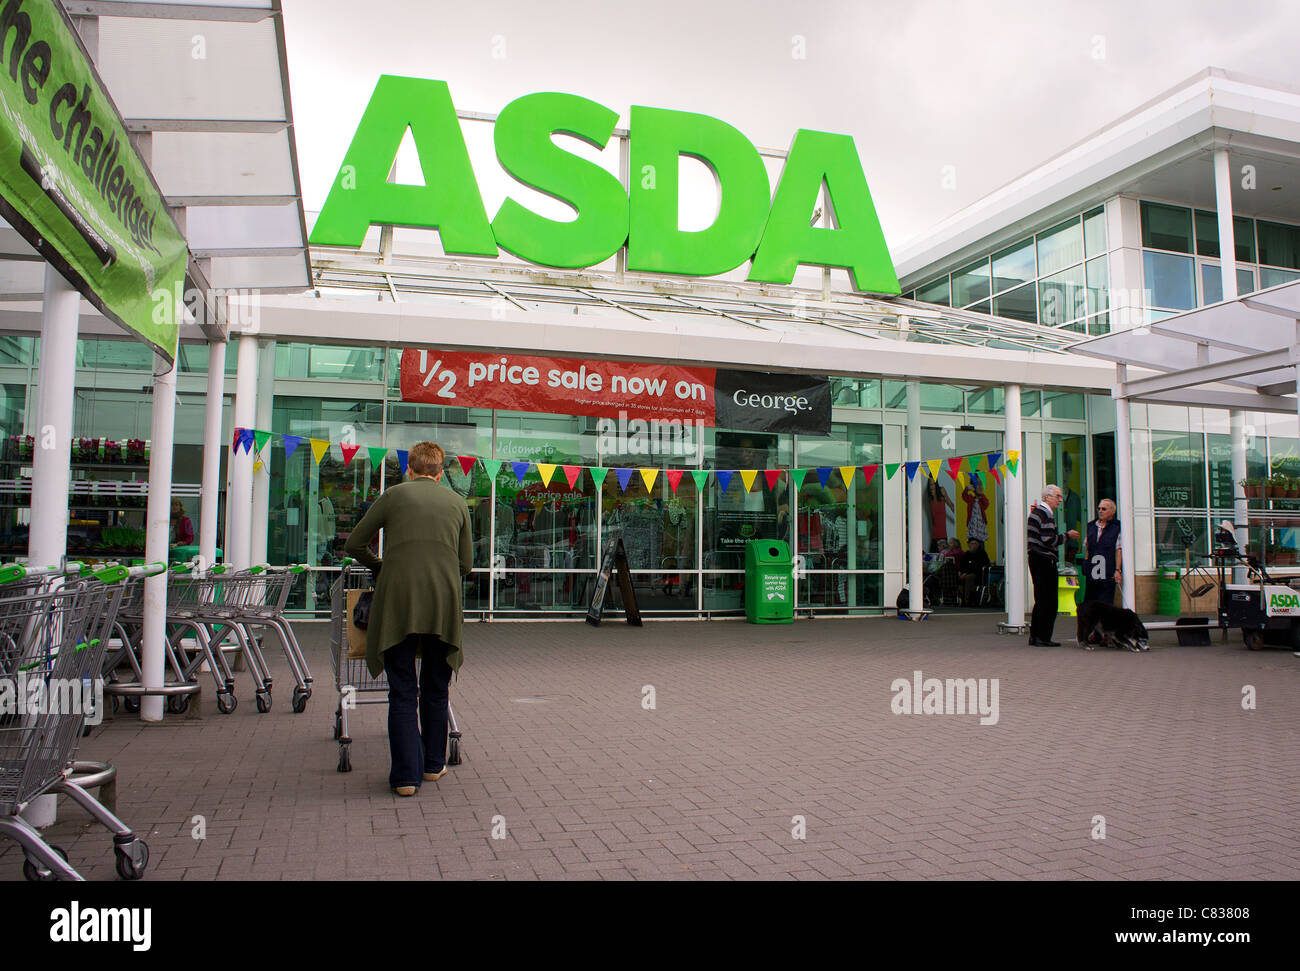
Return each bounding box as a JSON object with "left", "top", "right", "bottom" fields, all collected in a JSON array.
[{"left": 1076, "top": 600, "right": 1150, "bottom": 652}]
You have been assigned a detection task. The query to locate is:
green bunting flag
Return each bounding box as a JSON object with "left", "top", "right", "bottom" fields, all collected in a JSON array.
[
  {"left": 689, "top": 469, "right": 709, "bottom": 492},
  {"left": 792, "top": 468, "right": 808, "bottom": 490},
  {"left": 1007, "top": 457, "right": 1020, "bottom": 476},
  {"left": 367, "top": 446, "right": 388, "bottom": 466},
  {"left": 253, "top": 430, "right": 272, "bottom": 455},
  {"left": 588, "top": 467, "right": 609, "bottom": 490},
  {"left": 885, "top": 462, "right": 901, "bottom": 480},
  {"left": 482, "top": 459, "right": 503, "bottom": 481}
]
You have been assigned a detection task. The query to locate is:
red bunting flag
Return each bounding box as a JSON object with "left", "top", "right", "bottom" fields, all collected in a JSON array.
[
  {"left": 562, "top": 464, "right": 582, "bottom": 489},
  {"left": 457, "top": 455, "right": 476, "bottom": 476},
  {"left": 989, "top": 466, "right": 1002, "bottom": 486},
  {"left": 861, "top": 464, "right": 878, "bottom": 487},
  {"left": 947, "top": 457, "right": 962, "bottom": 479},
  {"left": 340, "top": 443, "right": 360, "bottom": 467},
  {"left": 763, "top": 469, "right": 781, "bottom": 491},
  {"left": 666, "top": 469, "right": 684, "bottom": 494}
]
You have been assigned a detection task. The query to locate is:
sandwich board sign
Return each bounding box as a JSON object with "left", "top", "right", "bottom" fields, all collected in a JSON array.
[{"left": 585, "top": 535, "right": 642, "bottom": 628}]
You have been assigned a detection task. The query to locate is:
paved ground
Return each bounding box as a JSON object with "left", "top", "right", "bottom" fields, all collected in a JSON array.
[{"left": 4, "top": 614, "right": 1299, "bottom": 880}]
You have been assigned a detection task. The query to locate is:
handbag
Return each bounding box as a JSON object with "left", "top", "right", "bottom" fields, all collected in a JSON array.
[{"left": 352, "top": 590, "right": 373, "bottom": 630}]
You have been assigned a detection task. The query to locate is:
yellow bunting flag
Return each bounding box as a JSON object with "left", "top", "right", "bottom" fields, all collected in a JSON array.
[
  {"left": 957, "top": 471, "right": 968, "bottom": 488},
  {"left": 640, "top": 468, "right": 659, "bottom": 492},
  {"left": 253, "top": 460, "right": 263, "bottom": 474},
  {"left": 1007, "top": 449, "right": 1021, "bottom": 464},
  {"left": 536, "top": 463, "right": 556, "bottom": 488},
  {"left": 839, "top": 465, "right": 855, "bottom": 488},
  {"left": 310, "top": 438, "right": 329, "bottom": 465},
  {"left": 926, "top": 459, "right": 941, "bottom": 481}
]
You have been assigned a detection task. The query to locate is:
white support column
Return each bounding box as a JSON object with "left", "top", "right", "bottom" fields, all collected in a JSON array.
[
  {"left": 906, "top": 380, "right": 923, "bottom": 616},
  {"left": 200, "top": 338, "right": 227, "bottom": 566},
  {"left": 140, "top": 354, "right": 178, "bottom": 723},
  {"left": 1214, "top": 148, "right": 1239, "bottom": 302},
  {"left": 228, "top": 334, "right": 259, "bottom": 570},
  {"left": 1115, "top": 367, "right": 1137, "bottom": 610},
  {"left": 1229, "top": 409, "right": 1248, "bottom": 585},
  {"left": 250, "top": 340, "right": 275, "bottom": 566},
  {"left": 1003, "top": 384, "right": 1026, "bottom": 630}
]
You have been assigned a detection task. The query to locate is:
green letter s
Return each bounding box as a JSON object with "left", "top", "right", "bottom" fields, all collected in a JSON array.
[{"left": 309, "top": 76, "right": 496, "bottom": 256}]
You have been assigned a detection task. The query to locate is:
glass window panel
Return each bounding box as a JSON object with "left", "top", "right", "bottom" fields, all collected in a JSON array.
[
  {"left": 1039, "top": 265, "right": 1086, "bottom": 326},
  {"left": 1155, "top": 514, "right": 1208, "bottom": 569},
  {"left": 1270, "top": 438, "right": 1300, "bottom": 478},
  {"left": 1143, "top": 251, "right": 1196, "bottom": 310},
  {"left": 1257, "top": 219, "right": 1300, "bottom": 270},
  {"left": 1151, "top": 431, "right": 1206, "bottom": 508},
  {"left": 919, "top": 385, "right": 965, "bottom": 412},
  {"left": 1141, "top": 201, "right": 1193, "bottom": 253},
  {"left": 991, "top": 239, "right": 1035, "bottom": 293},
  {"left": 965, "top": 387, "right": 1004, "bottom": 415},
  {"left": 992, "top": 281, "right": 1037, "bottom": 323},
  {"left": 1021, "top": 390, "right": 1041, "bottom": 417},
  {"left": 1207, "top": 432, "right": 1267, "bottom": 510},
  {"left": 915, "top": 277, "right": 950, "bottom": 307},
  {"left": 1036, "top": 217, "right": 1085, "bottom": 276},
  {"left": 966, "top": 300, "right": 991, "bottom": 315},
  {"left": 1083, "top": 206, "right": 1107, "bottom": 258},
  {"left": 883, "top": 380, "right": 908, "bottom": 410},
  {"left": 1044, "top": 433, "right": 1087, "bottom": 563},
  {"left": 1194, "top": 211, "right": 1256, "bottom": 262},
  {"left": 76, "top": 340, "right": 152, "bottom": 371},
  {"left": 0, "top": 336, "right": 32, "bottom": 365},
  {"left": 951, "top": 259, "right": 991, "bottom": 307},
  {"left": 1199, "top": 263, "right": 1252, "bottom": 304},
  {"left": 830, "top": 378, "right": 881, "bottom": 408},
  {"left": 1260, "top": 266, "right": 1300, "bottom": 289},
  {"left": 1043, "top": 392, "right": 1086, "bottom": 420},
  {"left": 1087, "top": 313, "right": 1110, "bottom": 336},
  {"left": 1085, "top": 256, "right": 1108, "bottom": 315}
]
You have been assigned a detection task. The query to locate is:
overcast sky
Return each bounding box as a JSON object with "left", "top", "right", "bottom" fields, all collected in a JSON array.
[{"left": 281, "top": 0, "right": 1300, "bottom": 256}]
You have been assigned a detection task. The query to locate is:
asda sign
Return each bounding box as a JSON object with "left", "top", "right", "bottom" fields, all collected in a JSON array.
[{"left": 310, "top": 76, "right": 899, "bottom": 294}]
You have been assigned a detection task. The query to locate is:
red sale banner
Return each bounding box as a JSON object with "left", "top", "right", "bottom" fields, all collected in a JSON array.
[{"left": 400, "top": 350, "right": 718, "bottom": 424}]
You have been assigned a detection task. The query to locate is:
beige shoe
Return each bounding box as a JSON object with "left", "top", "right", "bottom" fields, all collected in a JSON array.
[
  {"left": 423, "top": 768, "right": 448, "bottom": 782},
  {"left": 392, "top": 785, "right": 417, "bottom": 797}
]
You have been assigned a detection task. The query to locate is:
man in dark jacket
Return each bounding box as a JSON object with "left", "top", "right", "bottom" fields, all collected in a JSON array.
[
  {"left": 1083, "top": 498, "right": 1122, "bottom": 604},
  {"left": 345, "top": 442, "right": 473, "bottom": 797},
  {"left": 1027, "top": 484, "right": 1079, "bottom": 646}
]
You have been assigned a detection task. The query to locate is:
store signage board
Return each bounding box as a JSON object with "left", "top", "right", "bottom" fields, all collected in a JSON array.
[
  {"left": 311, "top": 76, "right": 899, "bottom": 294},
  {"left": 400, "top": 349, "right": 832, "bottom": 435},
  {"left": 585, "top": 535, "right": 641, "bottom": 628},
  {"left": 0, "top": 0, "right": 189, "bottom": 361}
]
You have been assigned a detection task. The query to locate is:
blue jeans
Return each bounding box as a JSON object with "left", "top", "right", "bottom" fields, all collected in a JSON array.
[{"left": 382, "top": 634, "right": 453, "bottom": 789}]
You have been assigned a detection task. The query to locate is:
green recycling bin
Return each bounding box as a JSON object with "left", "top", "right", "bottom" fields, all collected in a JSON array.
[
  {"left": 745, "top": 539, "right": 794, "bottom": 624},
  {"left": 1157, "top": 569, "right": 1181, "bottom": 615}
]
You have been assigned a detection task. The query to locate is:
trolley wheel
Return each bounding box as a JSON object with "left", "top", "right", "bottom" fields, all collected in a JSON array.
[
  {"left": 111, "top": 695, "right": 120, "bottom": 715},
  {"left": 216, "top": 692, "right": 236, "bottom": 715},
  {"left": 291, "top": 686, "right": 310, "bottom": 713},
  {"left": 114, "top": 840, "right": 149, "bottom": 881},
  {"left": 1244, "top": 628, "right": 1266, "bottom": 651},
  {"left": 124, "top": 697, "right": 141, "bottom": 714},
  {"left": 332, "top": 710, "right": 342, "bottom": 740},
  {"left": 22, "top": 845, "right": 69, "bottom": 882},
  {"left": 447, "top": 734, "right": 462, "bottom": 766},
  {"left": 337, "top": 744, "right": 352, "bottom": 773},
  {"left": 167, "top": 694, "right": 190, "bottom": 715},
  {"left": 255, "top": 690, "right": 271, "bottom": 714}
]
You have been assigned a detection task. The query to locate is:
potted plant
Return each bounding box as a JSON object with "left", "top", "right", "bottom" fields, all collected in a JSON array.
[
  {"left": 1288, "top": 475, "right": 1300, "bottom": 499},
  {"left": 1241, "top": 477, "right": 1262, "bottom": 499}
]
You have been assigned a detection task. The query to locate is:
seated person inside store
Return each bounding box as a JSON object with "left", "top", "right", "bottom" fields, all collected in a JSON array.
[{"left": 957, "top": 538, "right": 990, "bottom": 607}]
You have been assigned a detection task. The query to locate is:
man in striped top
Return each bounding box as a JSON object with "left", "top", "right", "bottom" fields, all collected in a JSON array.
[{"left": 1027, "top": 484, "right": 1080, "bottom": 646}]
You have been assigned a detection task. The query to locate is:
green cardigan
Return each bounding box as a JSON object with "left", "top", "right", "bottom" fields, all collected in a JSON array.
[{"left": 343, "top": 477, "right": 473, "bottom": 677}]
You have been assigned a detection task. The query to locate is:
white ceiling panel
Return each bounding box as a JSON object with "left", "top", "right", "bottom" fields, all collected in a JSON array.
[
  {"left": 150, "top": 130, "right": 296, "bottom": 199},
  {"left": 207, "top": 253, "right": 310, "bottom": 291},
  {"left": 186, "top": 203, "right": 304, "bottom": 251}
]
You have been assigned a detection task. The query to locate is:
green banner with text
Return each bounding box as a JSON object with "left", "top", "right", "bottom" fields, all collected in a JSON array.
[{"left": 0, "top": 0, "right": 189, "bottom": 361}]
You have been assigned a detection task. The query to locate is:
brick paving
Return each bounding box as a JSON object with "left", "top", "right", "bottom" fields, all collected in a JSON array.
[{"left": 3, "top": 614, "right": 1299, "bottom": 880}]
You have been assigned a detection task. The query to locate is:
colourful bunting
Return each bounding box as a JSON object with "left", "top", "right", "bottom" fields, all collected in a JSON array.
[
  {"left": 589, "top": 467, "right": 609, "bottom": 490},
  {"left": 816, "top": 467, "right": 832, "bottom": 488},
  {"left": 947, "top": 457, "right": 962, "bottom": 479},
  {"left": 457, "top": 455, "right": 476, "bottom": 477},
  {"left": 309, "top": 438, "right": 329, "bottom": 465},
  {"left": 536, "top": 463, "right": 557, "bottom": 487},
  {"left": 482, "top": 459, "right": 503, "bottom": 481},
  {"left": 239, "top": 428, "right": 255, "bottom": 453},
  {"left": 838, "top": 466, "right": 854, "bottom": 488},
  {"left": 253, "top": 459, "right": 263, "bottom": 474},
  {"left": 666, "top": 469, "right": 684, "bottom": 494},
  {"left": 926, "top": 459, "right": 941, "bottom": 481},
  {"left": 640, "top": 468, "right": 659, "bottom": 493},
  {"left": 905, "top": 461, "right": 920, "bottom": 482},
  {"left": 232, "top": 428, "right": 243, "bottom": 452},
  {"left": 396, "top": 450, "right": 409, "bottom": 476},
  {"left": 885, "top": 462, "right": 901, "bottom": 480},
  {"left": 989, "top": 466, "right": 1002, "bottom": 486},
  {"left": 511, "top": 461, "right": 530, "bottom": 483},
  {"left": 340, "top": 443, "right": 360, "bottom": 467},
  {"left": 986, "top": 451, "right": 1002, "bottom": 470},
  {"left": 253, "top": 430, "right": 272, "bottom": 455},
  {"left": 716, "top": 470, "right": 735, "bottom": 493},
  {"left": 739, "top": 470, "right": 759, "bottom": 493},
  {"left": 562, "top": 464, "right": 582, "bottom": 489},
  {"left": 367, "top": 446, "right": 387, "bottom": 467},
  {"left": 764, "top": 469, "right": 781, "bottom": 491},
  {"left": 689, "top": 470, "right": 709, "bottom": 493},
  {"left": 1006, "top": 457, "right": 1020, "bottom": 476},
  {"left": 862, "top": 464, "right": 878, "bottom": 488},
  {"left": 615, "top": 468, "right": 635, "bottom": 492},
  {"left": 283, "top": 434, "right": 303, "bottom": 459},
  {"left": 792, "top": 468, "right": 809, "bottom": 490}
]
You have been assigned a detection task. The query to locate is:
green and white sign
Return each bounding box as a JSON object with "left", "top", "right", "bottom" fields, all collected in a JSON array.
[
  {"left": 311, "top": 76, "right": 900, "bottom": 294},
  {"left": 0, "top": 0, "right": 189, "bottom": 361}
]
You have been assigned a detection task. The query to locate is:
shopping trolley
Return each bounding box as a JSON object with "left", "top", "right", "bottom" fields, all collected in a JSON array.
[
  {"left": 0, "top": 560, "right": 158, "bottom": 880},
  {"left": 329, "top": 561, "right": 462, "bottom": 774}
]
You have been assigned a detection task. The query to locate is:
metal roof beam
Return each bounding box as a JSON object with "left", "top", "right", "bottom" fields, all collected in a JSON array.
[
  {"left": 1120, "top": 346, "right": 1299, "bottom": 398},
  {"left": 62, "top": 3, "right": 275, "bottom": 22}
]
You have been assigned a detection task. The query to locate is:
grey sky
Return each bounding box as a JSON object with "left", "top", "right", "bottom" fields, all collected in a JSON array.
[{"left": 281, "top": 0, "right": 1300, "bottom": 256}]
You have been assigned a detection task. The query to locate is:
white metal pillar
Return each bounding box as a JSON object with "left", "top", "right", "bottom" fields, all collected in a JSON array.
[
  {"left": 199, "top": 338, "right": 227, "bottom": 566},
  {"left": 1229, "top": 409, "right": 1248, "bottom": 585},
  {"left": 1003, "top": 384, "right": 1026, "bottom": 629},
  {"left": 1214, "top": 148, "right": 1239, "bottom": 302},
  {"left": 906, "top": 380, "right": 923, "bottom": 616},
  {"left": 250, "top": 340, "right": 275, "bottom": 566},
  {"left": 139, "top": 354, "right": 178, "bottom": 723},
  {"left": 1115, "top": 367, "right": 1137, "bottom": 610},
  {"left": 228, "top": 334, "right": 259, "bottom": 569}
]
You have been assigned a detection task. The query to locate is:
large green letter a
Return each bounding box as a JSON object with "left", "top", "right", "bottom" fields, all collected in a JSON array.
[{"left": 309, "top": 76, "right": 497, "bottom": 255}]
